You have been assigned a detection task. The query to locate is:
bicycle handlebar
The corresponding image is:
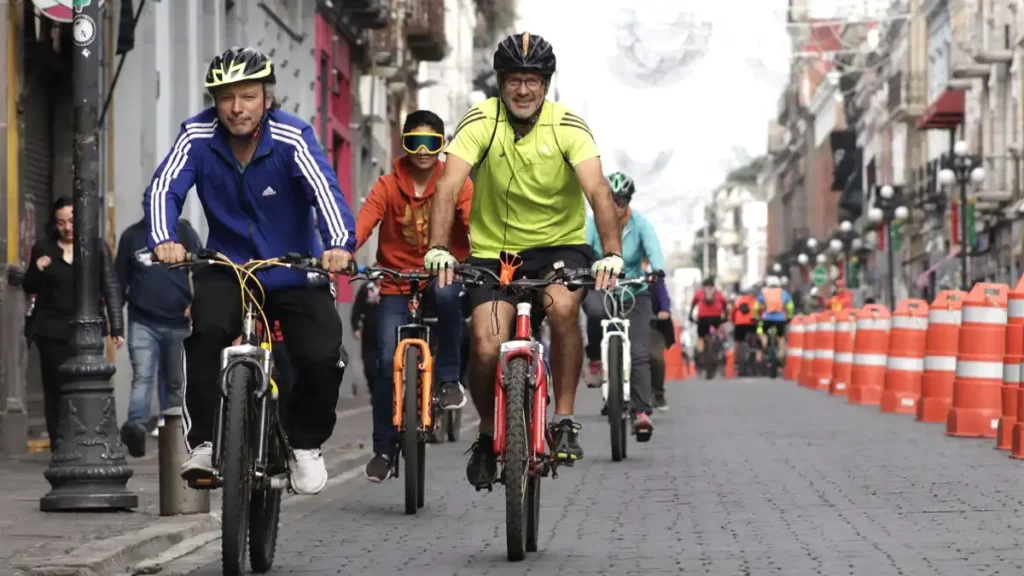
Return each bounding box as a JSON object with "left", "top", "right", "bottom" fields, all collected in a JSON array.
[
  {"left": 165, "top": 249, "right": 334, "bottom": 277},
  {"left": 453, "top": 264, "right": 664, "bottom": 291},
  {"left": 349, "top": 265, "right": 434, "bottom": 283}
]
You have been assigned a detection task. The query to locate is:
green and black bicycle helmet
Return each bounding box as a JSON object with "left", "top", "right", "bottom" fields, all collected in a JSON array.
[
  {"left": 608, "top": 172, "right": 636, "bottom": 203},
  {"left": 205, "top": 47, "right": 276, "bottom": 90}
]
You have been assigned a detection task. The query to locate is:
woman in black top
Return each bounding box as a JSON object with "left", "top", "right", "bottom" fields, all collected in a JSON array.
[{"left": 23, "top": 197, "right": 125, "bottom": 450}]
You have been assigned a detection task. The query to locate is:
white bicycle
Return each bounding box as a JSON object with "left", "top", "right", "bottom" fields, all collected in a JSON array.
[{"left": 596, "top": 271, "right": 664, "bottom": 462}]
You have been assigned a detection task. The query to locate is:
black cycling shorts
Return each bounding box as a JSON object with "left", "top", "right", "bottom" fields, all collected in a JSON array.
[
  {"left": 696, "top": 317, "right": 723, "bottom": 338},
  {"left": 761, "top": 320, "right": 788, "bottom": 337},
  {"left": 464, "top": 244, "right": 595, "bottom": 314},
  {"left": 733, "top": 324, "right": 757, "bottom": 342}
]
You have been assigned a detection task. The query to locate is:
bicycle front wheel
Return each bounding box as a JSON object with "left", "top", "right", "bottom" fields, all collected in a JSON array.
[
  {"left": 249, "top": 399, "right": 283, "bottom": 573},
  {"left": 403, "top": 345, "right": 421, "bottom": 515},
  {"left": 607, "top": 336, "right": 626, "bottom": 462},
  {"left": 221, "top": 366, "right": 254, "bottom": 576},
  {"left": 504, "top": 357, "right": 530, "bottom": 562}
]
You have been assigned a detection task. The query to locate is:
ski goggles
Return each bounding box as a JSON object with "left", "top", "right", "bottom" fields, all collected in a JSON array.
[{"left": 402, "top": 131, "right": 445, "bottom": 155}]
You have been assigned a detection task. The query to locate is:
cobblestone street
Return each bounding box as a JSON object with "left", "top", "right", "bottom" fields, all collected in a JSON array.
[{"left": 173, "top": 378, "right": 1024, "bottom": 575}]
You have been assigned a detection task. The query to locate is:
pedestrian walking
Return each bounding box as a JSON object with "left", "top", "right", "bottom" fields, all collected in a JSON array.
[
  {"left": 24, "top": 197, "right": 124, "bottom": 451},
  {"left": 116, "top": 213, "right": 202, "bottom": 457}
]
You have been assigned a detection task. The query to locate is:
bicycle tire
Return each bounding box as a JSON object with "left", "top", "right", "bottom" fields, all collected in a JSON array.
[
  {"left": 525, "top": 473, "right": 541, "bottom": 552},
  {"left": 607, "top": 336, "right": 626, "bottom": 462},
  {"left": 447, "top": 408, "right": 462, "bottom": 442},
  {"left": 248, "top": 399, "right": 283, "bottom": 573},
  {"left": 504, "top": 357, "right": 530, "bottom": 562},
  {"left": 416, "top": 439, "right": 426, "bottom": 509},
  {"left": 221, "top": 365, "right": 253, "bottom": 576},
  {"left": 403, "top": 345, "right": 420, "bottom": 515}
]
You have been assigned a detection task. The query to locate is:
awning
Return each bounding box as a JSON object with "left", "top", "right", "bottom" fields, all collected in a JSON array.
[
  {"left": 917, "top": 89, "right": 965, "bottom": 130},
  {"left": 915, "top": 247, "right": 960, "bottom": 288}
]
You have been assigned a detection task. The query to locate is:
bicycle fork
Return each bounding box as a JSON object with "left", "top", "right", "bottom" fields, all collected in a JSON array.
[{"left": 599, "top": 318, "right": 631, "bottom": 404}]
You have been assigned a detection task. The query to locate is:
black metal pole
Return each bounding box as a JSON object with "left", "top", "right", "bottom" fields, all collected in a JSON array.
[
  {"left": 886, "top": 223, "right": 895, "bottom": 310},
  {"left": 40, "top": 1, "right": 137, "bottom": 511},
  {"left": 959, "top": 177, "right": 969, "bottom": 290}
]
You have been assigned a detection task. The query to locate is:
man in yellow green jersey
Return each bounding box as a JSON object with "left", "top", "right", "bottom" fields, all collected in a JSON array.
[{"left": 423, "top": 32, "right": 624, "bottom": 489}]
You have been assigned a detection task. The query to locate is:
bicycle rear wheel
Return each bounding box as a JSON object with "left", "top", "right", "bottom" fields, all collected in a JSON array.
[
  {"left": 525, "top": 472, "right": 541, "bottom": 552},
  {"left": 607, "top": 336, "right": 626, "bottom": 462},
  {"left": 504, "top": 358, "right": 530, "bottom": 561},
  {"left": 221, "top": 366, "right": 254, "bottom": 576},
  {"left": 249, "top": 399, "right": 283, "bottom": 573},
  {"left": 403, "top": 345, "right": 420, "bottom": 515}
]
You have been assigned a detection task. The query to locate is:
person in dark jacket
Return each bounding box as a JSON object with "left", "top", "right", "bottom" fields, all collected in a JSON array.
[
  {"left": 351, "top": 274, "right": 380, "bottom": 401},
  {"left": 648, "top": 268, "right": 674, "bottom": 410},
  {"left": 116, "top": 214, "right": 203, "bottom": 457},
  {"left": 23, "top": 196, "right": 125, "bottom": 451}
]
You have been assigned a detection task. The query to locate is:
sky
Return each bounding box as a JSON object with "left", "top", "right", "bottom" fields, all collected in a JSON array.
[{"left": 513, "top": 0, "right": 895, "bottom": 252}]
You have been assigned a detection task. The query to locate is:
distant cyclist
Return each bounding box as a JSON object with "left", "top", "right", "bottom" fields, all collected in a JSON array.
[
  {"left": 689, "top": 277, "right": 728, "bottom": 368},
  {"left": 731, "top": 287, "right": 759, "bottom": 372},
  {"left": 756, "top": 275, "right": 794, "bottom": 358}
]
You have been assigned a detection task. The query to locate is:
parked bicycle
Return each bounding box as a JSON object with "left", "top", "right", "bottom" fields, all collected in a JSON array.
[
  {"left": 594, "top": 271, "right": 664, "bottom": 461},
  {"left": 347, "top": 265, "right": 459, "bottom": 515},
  {"left": 455, "top": 259, "right": 603, "bottom": 562},
  {"left": 170, "top": 249, "right": 328, "bottom": 575}
]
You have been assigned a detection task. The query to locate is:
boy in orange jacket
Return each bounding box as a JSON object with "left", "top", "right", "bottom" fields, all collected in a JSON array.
[{"left": 355, "top": 110, "right": 474, "bottom": 482}]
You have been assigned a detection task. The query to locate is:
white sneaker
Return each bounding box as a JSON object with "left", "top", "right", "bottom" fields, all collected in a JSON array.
[
  {"left": 289, "top": 448, "right": 328, "bottom": 494},
  {"left": 150, "top": 417, "right": 165, "bottom": 438},
  {"left": 180, "top": 442, "right": 214, "bottom": 480},
  {"left": 585, "top": 360, "right": 602, "bottom": 388}
]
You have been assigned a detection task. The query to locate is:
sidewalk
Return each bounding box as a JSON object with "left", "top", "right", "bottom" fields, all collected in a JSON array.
[{"left": 1, "top": 396, "right": 375, "bottom": 576}]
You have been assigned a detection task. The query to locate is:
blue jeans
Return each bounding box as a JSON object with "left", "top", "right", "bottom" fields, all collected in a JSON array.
[
  {"left": 372, "top": 283, "right": 462, "bottom": 456},
  {"left": 126, "top": 319, "right": 189, "bottom": 426}
]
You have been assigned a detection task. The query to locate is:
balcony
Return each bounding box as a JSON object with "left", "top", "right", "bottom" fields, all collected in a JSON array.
[
  {"left": 341, "top": 0, "right": 389, "bottom": 29},
  {"left": 406, "top": 0, "right": 447, "bottom": 62},
  {"left": 369, "top": 10, "right": 399, "bottom": 67},
  {"left": 887, "top": 70, "right": 927, "bottom": 119}
]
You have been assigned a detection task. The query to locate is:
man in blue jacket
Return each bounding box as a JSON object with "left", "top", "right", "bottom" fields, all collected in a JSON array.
[
  {"left": 583, "top": 172, "right": 665, "bottom": 441},
  {"left": 144, "top": 47, "right": 357, "bottom": 495},
  {"left": 117, "top": 210, "right": 203, "bottom": 458}
]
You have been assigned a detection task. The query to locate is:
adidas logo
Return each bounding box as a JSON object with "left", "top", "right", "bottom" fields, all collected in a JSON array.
[{"left": 262, "top": 186, "right": 276, "bottom": 197}]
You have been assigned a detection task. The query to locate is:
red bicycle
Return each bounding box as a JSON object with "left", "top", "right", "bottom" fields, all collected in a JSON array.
[{"left": 456, "top": 258, "right": 600, "bottom": 562}]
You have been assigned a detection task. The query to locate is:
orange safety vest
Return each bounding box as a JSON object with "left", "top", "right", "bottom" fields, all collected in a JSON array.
[
  {"left": 829, "top": 291, "right": 853, "bottom": 312},
  {"left": 733, "top": 295, "right": 757, "bottom": 325},
  {"left": 762, "top": 288, "right": 784, "bottom": 314}
]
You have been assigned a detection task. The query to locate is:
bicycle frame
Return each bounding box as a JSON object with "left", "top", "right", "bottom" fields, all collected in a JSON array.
[
  {"left": 600, "top": 310, "right": 631, "bottom": 404},
  {"left": 494, "top": 301, "right": 550, "bottom": 473},
  {"left": 391, "top": 278, "right": 435, "bottom": 430}
]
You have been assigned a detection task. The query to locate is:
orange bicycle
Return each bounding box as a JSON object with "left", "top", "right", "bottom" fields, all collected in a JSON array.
[{"left": 350, "top": 265, "right": 438, "bottom": 514}]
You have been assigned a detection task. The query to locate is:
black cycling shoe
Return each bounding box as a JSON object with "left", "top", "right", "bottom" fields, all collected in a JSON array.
[
  {"left": 364, "top": 454, "right": 394, "bottom": 483},
  {"left": 600, "top": 402, "right": 608, "bottom": 416},
  {"left": 465, "top": 434, "right": 498, "bottom": 490},
  {"left": 120, "top": 421, "right": 147, "bottom": 458},
  {"left": 547, "top": 418, "right": 583, "bottom": 465},
  {"left": 437, "top": 380, "right": 467, "bottom": 410}
]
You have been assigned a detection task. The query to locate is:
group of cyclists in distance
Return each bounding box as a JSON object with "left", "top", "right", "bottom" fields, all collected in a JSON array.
[{"left": 138, "top": 30, "right": 804, "bottom": 564}]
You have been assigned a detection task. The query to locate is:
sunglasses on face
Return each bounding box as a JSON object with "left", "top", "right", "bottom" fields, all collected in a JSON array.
[{"left": 402, "top": 132, "right": 445, "bottom": 155}]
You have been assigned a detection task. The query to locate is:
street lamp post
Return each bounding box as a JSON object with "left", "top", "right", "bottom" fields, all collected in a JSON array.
[
  {"left": 867, "top": 185, "right": 909, "bottom": 310},
  {"left": 938, "top": 140, "right": 986, "bottom": 290},
  {"left": 40, "top": 3, "right": 137, "bottom": 511}
]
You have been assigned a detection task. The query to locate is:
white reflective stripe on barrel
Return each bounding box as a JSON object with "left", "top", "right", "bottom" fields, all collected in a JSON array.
[
  {"left": 835, "top": 352, "right": 854, "bottom": 363},
  {"left": 857, "top": 318, "right": 891, "bottom": 331},
  {"left": 835, "top": 323, "right": 854, "bottom": 332},
  {"left": 955, "top": 360, "right": 1005, "bottom": 379},
  {"left": 924, "top": 355, "right": 957, "bottom": 372},
  {"left": 1009, "top": 299, "right": 1024, "bottom": 319},
  {"left": 961, "top": 306, "right": 1007, "bottom": 325},
  {"left": 853, "top": 353, "right": 887, "bottom": 366},
  {"left": 1003, "top": 363, "right": 1021, "bottom": 384},
  {"left": 816, "top": 349, "right": 835, "bottom": 360},
  {"left": 927, "top": 309, "right": 961, "bottom": 325},
  {"left": 891, "top": 316, "right": 928, "bottom": 330},
  {"left": 887, "top": 356, "right": 924, "bottom": 371},
  {"left": 790, "top": 348, "right": 803, "bottom": 357},
  {"left": 792, "top": 325, "right": 806, "bottom": 333}
]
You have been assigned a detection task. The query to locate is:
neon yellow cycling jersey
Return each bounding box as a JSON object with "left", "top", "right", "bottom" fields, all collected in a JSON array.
[{"left": 445, "top": 97, "right": 600, "bottom": 259}]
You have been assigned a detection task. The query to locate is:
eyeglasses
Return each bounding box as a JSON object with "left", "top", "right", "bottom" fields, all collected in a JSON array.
[
  {"left": 504, "top": 76, "right": 543, "bottom": 91},
  {"left": 401, "top": 131, "right": 445, "bottom": 155}
]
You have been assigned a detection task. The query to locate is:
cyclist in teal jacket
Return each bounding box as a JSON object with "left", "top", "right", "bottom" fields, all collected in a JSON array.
[{"left": 582, "top": 172, "right": 665, "bottom": 440}]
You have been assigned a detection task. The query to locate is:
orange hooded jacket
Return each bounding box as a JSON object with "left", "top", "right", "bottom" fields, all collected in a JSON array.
[{"left": 355, "top": 157, "right": 473, "bottom": 295}]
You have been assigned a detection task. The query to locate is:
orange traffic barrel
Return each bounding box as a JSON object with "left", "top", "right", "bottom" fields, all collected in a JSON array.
[
  {"left": 916, "top": 290, "right": 966, "bottom": 422},
  {"left": 799, "top": 315, "right": 819, "bottom": 388},
  {"left": 848, "top": 304, "right": 891, "bottom": 405},
  {"left": 880, "top": 299, "right": 930, "bottom": 414},
  {"left": 947, "top": 283, "right": 1009, "bottom": 438},
  {"left": 829, "top": 308, "right": 859, "bottom": 395},
  {"left": 785, "top": 314, "right": 806, "bottom": 381},
  {"left": 724, "top": 348, "right": 736, "bottom": 377},
  {"left": 997, "top": 278, "right": 1024, "bottom": 449},
  {"left": 811, "top": 311, "right": 836, "bottom": 391}
]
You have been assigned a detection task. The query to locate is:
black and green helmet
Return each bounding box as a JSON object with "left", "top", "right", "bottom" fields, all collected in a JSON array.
[{"left": 607, "top": 172, "right": 636, "bottom": 200}]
